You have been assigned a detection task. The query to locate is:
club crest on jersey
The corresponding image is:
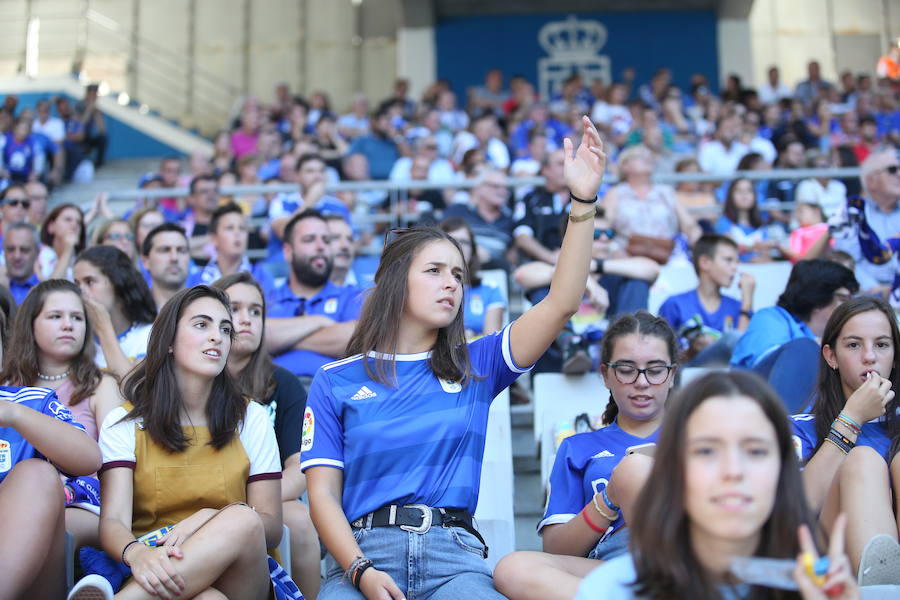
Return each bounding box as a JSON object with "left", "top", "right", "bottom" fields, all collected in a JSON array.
[
  {"left": 439, "top": 378, "right": 462, "bottom": 393},
  {"left": 470, "top": 295, "right": 484, "bottom": 315},
  {"left": 301, "top": 407, "right": 315, "bottom": 452},
  {"left": 0, "top": 439, "right": 10, "bottom": 473},
  {"left": 324, "top": 298, "right": 338, "bottom": 314}
]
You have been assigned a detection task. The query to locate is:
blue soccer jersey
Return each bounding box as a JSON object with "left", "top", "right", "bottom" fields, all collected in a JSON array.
[
  {"left": 540, "top": 422, "right": 659, "bottom": 541},
  {"left": 0, "top": 386, "right": 85, "bottom": 484},
  {"left": 464, "top": 282, "right": 506, "bottom": 336},
  {"left": 300, "top": 324, "right": 531, "bottom": 522},
  {"left": 791, "top": 413, "right": 891, "bottom": 462}
]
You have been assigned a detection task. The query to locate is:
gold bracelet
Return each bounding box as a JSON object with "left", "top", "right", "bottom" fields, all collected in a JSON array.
[
  {"left": 824, "top": 437, "right": 849, "bottom": 455},
  {"left": 591, "top": 493, "right": 619, "bottom": 522},
  {"left": 568, "top": 205, "right": 597, "bottom": 223}
]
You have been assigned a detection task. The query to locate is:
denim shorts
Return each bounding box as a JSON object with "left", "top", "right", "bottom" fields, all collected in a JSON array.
[
  {"left": 587, "top": 527, "right": 630, "bottom": 562},
  {"left": 320, "top": 525, "right": 505, "bottom": 600}
]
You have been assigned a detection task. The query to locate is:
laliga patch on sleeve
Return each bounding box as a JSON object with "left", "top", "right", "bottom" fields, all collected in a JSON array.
[
  {"left": 301, "top": 407, "right": 315, "bottom": 452},
  {"left": 324, "top": 298, "right": 338, "bottom": 314},
  {"left": 0, "top": 439, "right": 10, "bottom": 473}
]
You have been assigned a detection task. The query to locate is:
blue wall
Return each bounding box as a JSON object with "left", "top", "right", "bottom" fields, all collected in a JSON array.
[
  {"left": 436, "top": 11, "right": 719, "bottom": 102},
  {"left": 2, "top": 91, "right": 185, "bottom": 159}
]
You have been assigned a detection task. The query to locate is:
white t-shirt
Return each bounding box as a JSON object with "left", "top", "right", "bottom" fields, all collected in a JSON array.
[
  {"left": 99, "top": 400, "right": 281, "bottom": 480},
  {"left": 95, "top": 322, "right": 153, "bottom": 369},
  {"left": 794, "top": 179, "right": 847, "bottom": 219}
]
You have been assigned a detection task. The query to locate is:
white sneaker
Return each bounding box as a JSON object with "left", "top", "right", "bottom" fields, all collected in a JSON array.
[
  {"left": 67, "top": 574, "right": 114, "bottom": 600},
  {"left": 858, "top": 534, "right": 900, "bottom": 586}
]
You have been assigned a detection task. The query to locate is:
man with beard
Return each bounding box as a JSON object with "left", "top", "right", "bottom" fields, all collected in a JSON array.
[
  {"left": 141, "top": 223, "right": 192, "bottom": 310},
  {"left": 266, "top": 210, "right": 363, "bottom": 379}
]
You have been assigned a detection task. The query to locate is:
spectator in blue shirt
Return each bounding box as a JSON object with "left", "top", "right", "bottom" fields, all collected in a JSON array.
[
  {"left": 731, "top": 258, "right": 858, "bottom": 411},
  {"left": 658, "top": 235, "right": 755, "bottom": 366},
  {"left": 3, "top": 222, "right": 40, "bottom": 305},
  {"left": 265, "top": 210, "right": 363, "bottom": 379},
  {"left": 347, "top": 105, "right": 403, "bottom": 180}
]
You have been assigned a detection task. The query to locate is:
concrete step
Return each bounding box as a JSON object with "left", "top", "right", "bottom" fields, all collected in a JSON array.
[
  {"left": 513, "top": 470, "right": 544, "bottom": 552},
  {"left": 510, "top": 402, "right": 534, "bottom": 429}
]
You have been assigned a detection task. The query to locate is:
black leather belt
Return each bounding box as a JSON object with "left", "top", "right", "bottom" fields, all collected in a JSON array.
[{"left": 351, "top": 504, "right": 489, "bottom": 558}]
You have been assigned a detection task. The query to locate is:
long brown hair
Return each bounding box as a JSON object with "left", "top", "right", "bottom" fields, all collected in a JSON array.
[
  {"left": 40, "top": 203, "right": 86, "bottom": 254},
  {"left": 346, "top": 226, "right": 472, "bottom": 387},
  {"left": 811, "top": 296, "right": 900, "bottom": 458},
  {"left": 630, "top": 371, "right": 814, "bottom": 600},
  {"left": 120, "top": 285, "right": 245, "bottom": 452},
  {"left": 599, "top": 311, "right": 678, "bottom": 426},
  {"left": 211, "top": 272, "right": 276, "bottom": 404},
  {"left": 1, "top": 279, "right": 101, "bottom": 405},
  {"left": 723, "top": 177, "right": 763, "bottom": 228}
]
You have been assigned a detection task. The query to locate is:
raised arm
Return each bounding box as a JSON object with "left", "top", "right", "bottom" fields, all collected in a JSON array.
[{"left": 509, "top": 116, "right": 606, "bottom": 368}]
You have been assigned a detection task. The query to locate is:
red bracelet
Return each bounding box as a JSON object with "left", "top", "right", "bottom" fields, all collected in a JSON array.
[{"left": 581, "top": 507, "right": 606, "bottom": 534}]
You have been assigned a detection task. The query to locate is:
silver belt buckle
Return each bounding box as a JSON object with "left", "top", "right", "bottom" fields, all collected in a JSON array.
[{"left": 399, "top": 504, "right": 432, "bottom": 534}]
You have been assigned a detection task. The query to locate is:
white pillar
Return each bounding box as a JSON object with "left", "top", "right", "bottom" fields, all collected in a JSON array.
[
  {"left": 397, "top": 26, "right": 435, "bottom": 101},
  {"left": 717, "top": 16, "right": 754, "bottom": 89}
]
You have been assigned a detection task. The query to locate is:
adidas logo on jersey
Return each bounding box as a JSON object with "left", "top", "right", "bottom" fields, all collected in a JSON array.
[
  {"left": 351, "top": 386, "right": 377, "bottom": 400},
  {"left": 591, "top": 450, "right": 615, "bottom": 458}
]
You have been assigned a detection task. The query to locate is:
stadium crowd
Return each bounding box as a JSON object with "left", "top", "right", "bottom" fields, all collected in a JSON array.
[{"left": 0, "top": 51, "right": 900, "bottom": 599}]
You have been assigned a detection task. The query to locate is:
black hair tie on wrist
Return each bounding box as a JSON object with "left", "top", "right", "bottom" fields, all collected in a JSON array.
[{"left": 570, "top": 191, "right": 598, "bottom": 204}]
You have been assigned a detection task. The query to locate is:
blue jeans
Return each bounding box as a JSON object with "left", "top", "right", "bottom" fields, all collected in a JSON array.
[
  {"left": 587, "top": 527, "right": 630, "bottom": 561},
  {"left": 320, "top": 525, "right": 504, "bottom": 600}
]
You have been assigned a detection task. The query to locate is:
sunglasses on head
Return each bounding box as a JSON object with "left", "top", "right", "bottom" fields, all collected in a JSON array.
[
  {"left": 3, "top": 199, "right": 30, "bottom": 209},
  {"left": 593, "top": 228, "right": 615, "bottom": 240}
]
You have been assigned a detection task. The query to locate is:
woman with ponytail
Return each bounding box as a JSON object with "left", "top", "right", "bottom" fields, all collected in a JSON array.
[{"left": 494, "top": 311, "right": 678, "bottom": 600}]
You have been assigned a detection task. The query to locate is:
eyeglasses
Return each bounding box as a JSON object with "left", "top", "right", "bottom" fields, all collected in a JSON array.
[
  {"left": 2, "top": 199, "right": 30, "bottom": 209},
  {"left": 593, "top": 228, "right": 615, "bottom": 240},
  {"left": 605, "top": 362, "right": 674, "bottom": 385},
  {"left": 105, "top": 232, "right": 135, "bottom": 241}
]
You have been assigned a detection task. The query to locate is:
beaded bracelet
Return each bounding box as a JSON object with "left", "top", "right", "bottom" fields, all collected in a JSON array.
[
  {"left": 836, "top": 413, "right": 861, "bottom": 434},
  {"left": 593, "top": 492, "right": 619, "bottom": 522},
  {"left": 346, "top": 556, "right": 374, "bottom": 589}
]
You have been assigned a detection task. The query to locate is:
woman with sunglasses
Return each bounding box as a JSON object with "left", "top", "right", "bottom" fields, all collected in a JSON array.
[
  {"left": 93, "top": 219, "right": 138, "bottom": 263},
  {"left": 494, "top": 312, "right": 678, "bottom": 600},
  {"left": 303, "top": 116, "right": 605, "bottom": 600}
]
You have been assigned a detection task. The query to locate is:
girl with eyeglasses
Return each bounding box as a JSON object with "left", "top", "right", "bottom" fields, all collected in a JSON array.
[
  {"left": 791, "top": 296, "right": 900, "bottom": 584},
  {"left": 494, "top": 312, "right": 677, "bottom": 600},
  {"left": 303, "top": 117, "right": 605, "bottom": 600},
  {"left": 74, "top": 246, "right": 157, "bottom": 378}
]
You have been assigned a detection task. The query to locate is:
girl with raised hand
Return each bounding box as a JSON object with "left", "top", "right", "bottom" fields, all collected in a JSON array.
[
  {"left": 493, "top": 312, "right": 677, "bottom": 600},
  {"left": 0, "top": 306, "right": 102, "bottom": 598},
  {"left": 74, "top": 285, "right": 289, "bottom": 600},
  {"left": 791, "top": 296, "right": 900, "bottom": 583},
  {"left": 303, "top": 116, "right": 605, "bottom": 600},
  {"left": 1, "top": 279, "right": 122, "bottom": 548},
  {"left": 214, "top": 271, "right": 322, "bottom": 598},
  {"left": 576, "top": 371, "right": 859, "bottom": 600},
  {"left": 74, "top": 245, "right": 157, "bottom": 378}
]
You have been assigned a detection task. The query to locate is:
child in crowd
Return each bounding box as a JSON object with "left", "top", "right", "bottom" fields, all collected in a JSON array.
[
  {"left": 1, "top": 279, "right": 121, "bottom": 548},
  {"left": 575, "top": 371, "right": 859, "bottom": 600},
  {"left": 783, "top": 199, "right": 829, "bottom": 263},
  {"left": 303, "top": 116, "right": 604, "bottom": 600},
  {"left": 658, "top": 235, "right": 754, "bottom": 366},
  {"left": 440, "top": 217, "right": 507, "bottom": 338},
  {"left": 791, "top": 296, "right": 900, "bottom": 584},
  {"left": 715, "top": 178, "right": 776, "bottom": 262},
  {"left": 0, "top": 294, "right": 103, "bottom": 598},
  {"left": 74, "top": 246, "right": 157, "bottom": 377},
  {"left": 215, "top": 272, "right": 322, "bottom": 598},
  {"left": 70, "top": 286, "right": 293, "bottom": 599},
  {"left": 493, "top": 312, "right": 677, "bottom": 600}
]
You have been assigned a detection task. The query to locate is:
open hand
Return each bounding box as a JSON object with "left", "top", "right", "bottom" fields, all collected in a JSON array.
[
  {"left": 127, "top": 544, "right": 186, "bottom": 600},
  {"left": 359, "top": 567, "right": 406, "bottom": 600},
  {"left": 563, "top": 116, "right": 606, "bottom": 201}
]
